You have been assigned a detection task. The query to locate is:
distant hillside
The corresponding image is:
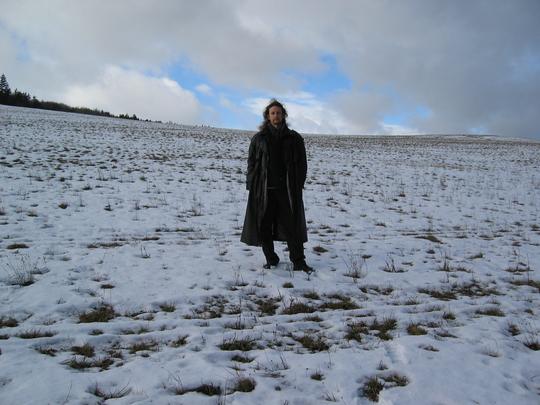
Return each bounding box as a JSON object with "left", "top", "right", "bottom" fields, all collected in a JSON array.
[{"left": 0, "top": 73, "right": 148, "bottom": 122}]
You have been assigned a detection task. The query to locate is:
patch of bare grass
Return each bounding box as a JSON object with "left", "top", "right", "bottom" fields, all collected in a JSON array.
[
  {"left": 435, "top": 328, "right": 458, "bottom": 339},
  {"left": 418, "top": 287, "right": 457, "bottom": 301},
  {"left": 442, "top": 310, "right": 456, "bottom": 320},
  {"left": 293, "top": 334, "right": 330, "bottom": 352},
  {"left": 454, "top": 281, "right": 500, "bottom": 297},
  {"left": 362, "top": 377, "right": 384, "bottom": 402},
  {"left": 419, "top": 344, "right": 439, "bottom": 352},
  {"left": 382, "top": 256, "right": 406, "bottom": 273},
  {"left": 416, "top": 234, "right": 442, "bottom": 243},
  {"left": 231, "top": 377, "right": 256, "bottom": 393},
  {"left": 320, "top": 294, "right": 359, "bottom": 310},
  {"left": 16, "top": 329, "right": 56, "bottom": 339},
  {"left": 342, "top": 251, "right": 367, "bottom": 279},
  {"left": 407, "top": 323, "right": 428, "bottom": 335},
  {"left": 523, "top": 335, "right": 540, "bottom": 351},
  {"left": 4, "top": 255, "right": 46, "bottom": 286},
  {"left": 187, "top": 295, "right": 227, "bottom": 319},
  {"left": 170, "top": 335, "right": 189, "bottom": 347},
  {"left": 6, "top": 243, "right": 29, "bottom": 250},
  {"left": 380, "top": 372, "right": 409, "bottom": 387},
  {"left": 475, "top": 307, "right": 505, "bottom": 317},
  {"left": 231, "top": 354, "right": 254, "bottom": 363},
  {"left": 254, "top": 296, "right": 281, "bottom": 316},
  {"left": 78, "top": 304, "right": 116, "bottom": 323},
  {"left": 510, "top": 279, "right": 540, "bottom": 292},
  {"left": 370, "top": 317, "right": 398, "bottom": 340},
  {"left": 87, "top": 241, "right": 124, "bottom": 249},
  {"left": 345, "top": 321, "right": 369, "bottom": 343},
  {"left": 361, "top": 372, "right": 409, "bottom": 402},
  {"left": 302, "top": 290, "right": 320, "bottom": 300},
  {"left": 0, "top": 316, "right": 18, "bottom": 327},
  {"left": 507, "top": 322, "right": 520, "bottom": 336},
  {"left": 175, "top": 382, "right": 222, "bottom": 396},
  {"left": 121, "top": 326, "right": 150, "bottom": 335},
  {"left": 64, "top": 356, "right": 114, "bottom": 371},
  {"left": 282, "top": 282, "right": 294, "bottom": 289},
  {"left": 128, "top": 339, "right": 159, "bottom": 354},
  {"left": 360, "top": 285, "right": 394, "bottom": 295},
  {"left": 219, "top": 335, "right": 257, "bottom": 351},
  {"left": 313, "top": 245, "right": 328, "bottom": 253},
  {"left": 88, "top": 382, "right": 131, "bottom": 400},
  {"left": 71, "top": 343, "right": 95, "bottom": 357},
  {"left": 437, "top": 259, "right": 470, "bottom": 273},
  {"left": 36, "top": 346, "right": 58, "bottom": 356},
  {"left": 282, "top": 300, "right": 316, "bottom": 315}
]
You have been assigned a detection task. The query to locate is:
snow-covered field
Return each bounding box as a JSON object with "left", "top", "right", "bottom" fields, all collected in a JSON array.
[{"left": 1, "top": 104, "right": 539, "bottom": 404}]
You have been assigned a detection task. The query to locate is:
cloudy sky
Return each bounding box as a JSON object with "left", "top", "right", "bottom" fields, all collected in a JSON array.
[{"left": 1, "top": 0, "right": 539, "bottom": 138}]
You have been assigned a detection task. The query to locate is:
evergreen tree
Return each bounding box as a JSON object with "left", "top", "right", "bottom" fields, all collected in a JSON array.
[{"left": 0, "top": 73, "right": 11, "bottom": 102}]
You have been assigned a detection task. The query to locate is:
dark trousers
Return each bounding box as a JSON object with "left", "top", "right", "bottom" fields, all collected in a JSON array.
[{"left": 261, "top": 188, "right": 304, "bottom": 264}]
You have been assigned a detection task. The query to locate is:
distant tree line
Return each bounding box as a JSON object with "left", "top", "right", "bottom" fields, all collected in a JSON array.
[{"left": 0, "top": 73, "right": 140, "bottom": 121}]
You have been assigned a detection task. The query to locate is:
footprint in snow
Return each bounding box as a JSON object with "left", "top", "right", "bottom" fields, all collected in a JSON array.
[{"left": 384, "top": 341, "right": 408, "bottom": 365}]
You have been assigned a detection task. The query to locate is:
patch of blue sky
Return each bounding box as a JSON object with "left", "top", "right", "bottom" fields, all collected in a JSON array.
[
  {"left": 162, "top": 53, "right": 353, "bottom": 130},
  {"left": 0, "top": 22, "right": 31, "bottom": 63},
  {"left": 511, "top": 50, "right": 540, "bottom": 80},
  {"left": 164, "top": 58, "right": 211, "bottom": 95},
  {"left": 283, "top": 53, "right": 352, "bottom": 97},
  {"left": 469, "top": 125, "right": 488, "bottom": 135},
  {"left": 357, "top": 82, "right": 427, "bottom": 126},
  {"left": 164, "top": 59, "right": 256, "bottom": 128},
  {"left": 217, "top": 91, "right": 262, "bottom": 130},
  {"left": 383, "top": 105, "right": 431, "bottom": 125}
]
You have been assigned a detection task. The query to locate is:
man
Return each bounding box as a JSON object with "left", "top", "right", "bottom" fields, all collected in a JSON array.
[{"left": 241, "top": 99, "right": 313, "bottom": 273}]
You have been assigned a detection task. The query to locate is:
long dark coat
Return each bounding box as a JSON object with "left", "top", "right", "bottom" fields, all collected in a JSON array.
[{"left": 240, "top": 124, "right": 308, "bottom": 246}]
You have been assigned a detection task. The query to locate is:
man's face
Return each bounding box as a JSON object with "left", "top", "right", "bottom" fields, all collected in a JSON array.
[{"left": 268, "top": 106, "right": 283, "bottom": 127}]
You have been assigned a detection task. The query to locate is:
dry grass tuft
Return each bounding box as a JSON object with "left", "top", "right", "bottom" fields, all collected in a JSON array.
[
  {"left": 170, "top": 335, "right": 189, "bottom": 347},
  {"left": 362, "top": 377, "right": 384, "bottom": 402},
  {"left": 407, "top": 323, "right": 428, "bottom": 335},
  {"left": 232, "top": 377, "right": 256, "bottom": 393},
  {"left": 219, "top": 336, "right": 257, "bottom": 351},
  {"left": 345, "top": 321, "right": 369, "bottom": 342},
  {"left": 78, "top": 304, "right": 116, "bottom": 323},
  {"left": 293, "top": 334, "right": 329, "bottom": 352},
  {"left": 475, "top": 307, "right": 505, "bottom": 317},
  {"left": 88, "top": 382, "right": 131, "bottom": 400},
  {"left": 0, "top": 316, "right": 18, "bottom": 328},
  {"left": 17, "top": 329, "right": 56, "bottom": 339},
  {"left": 71, "top": 343, "right": 95, "bottom": 357},
  {"left": 282, "top": 301, "right": 316, "bottom": 315}
]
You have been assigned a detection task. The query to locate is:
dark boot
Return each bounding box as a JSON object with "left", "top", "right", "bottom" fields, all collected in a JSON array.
[
  {"left": 293, "top": 260, "right": 314, "bottom": 274},
  {"left": 263, "top": 253, "right": 280, "bottom": 269}
]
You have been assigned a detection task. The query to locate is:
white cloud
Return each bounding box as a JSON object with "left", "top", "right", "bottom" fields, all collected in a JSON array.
[
  {"left": 245, "top": 93, "right": 357, "bottom": 135},
  {"left": 218, "top": 94, "right": 234, "bottom": 109},
  {"left": 63, "top": 66, "right": 202, "bottom": 124},
  {"left": 0, "top": 32, "right": 17, "bottom": 72},
  {"left": 195, "top": 83, "right": 212, "bottom": 95},
  {"left": 380, "top": 123, "right": 419, "bottom": 136}
]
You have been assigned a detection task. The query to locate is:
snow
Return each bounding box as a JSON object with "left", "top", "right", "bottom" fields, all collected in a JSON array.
[{"left": 0, "top": 104, "right": 539, "bottom": 404}]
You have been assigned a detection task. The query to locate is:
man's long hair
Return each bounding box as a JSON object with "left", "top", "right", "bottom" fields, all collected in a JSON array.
[{"left": 259, "top": 99, "right": 288, "bottom": 130}]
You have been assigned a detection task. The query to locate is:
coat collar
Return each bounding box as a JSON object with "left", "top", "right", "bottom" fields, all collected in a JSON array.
[{"left": 261, "top": 123, "right": 292, "bottom": 138}]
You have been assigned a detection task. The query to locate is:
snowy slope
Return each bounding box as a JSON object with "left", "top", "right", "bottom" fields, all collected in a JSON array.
[{"left": 1, "top": 105, "right": 539, "bottom": 404}]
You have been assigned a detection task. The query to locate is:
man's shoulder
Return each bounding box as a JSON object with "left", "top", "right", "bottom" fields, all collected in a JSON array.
[
  {"left": 251, "top": 126, "right": 302, "bottom": 142},
  {"left": 288, "top": 129, "right": 304, "bottom": 143},
  {"left": 251, "top": 130, "right": 266, "bottom": 142}
]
